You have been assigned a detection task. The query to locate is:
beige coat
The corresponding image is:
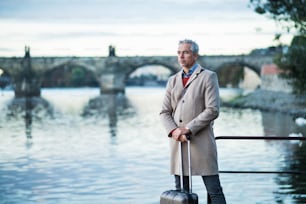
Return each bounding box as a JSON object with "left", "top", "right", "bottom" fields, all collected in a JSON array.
[{"left": 160, "top": 65, "right": 220, "bottom": 176}]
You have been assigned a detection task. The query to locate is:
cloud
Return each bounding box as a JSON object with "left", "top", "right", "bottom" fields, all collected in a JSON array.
[
  {"left": 0, "top": 0, "right": 253, "bottom": 23},
  {"left": 0, "top": 0, "right": 293, "bottom": 56}
]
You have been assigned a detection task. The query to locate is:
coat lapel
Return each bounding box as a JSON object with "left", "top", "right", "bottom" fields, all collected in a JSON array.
[
  {"left": 173, "top": 65, "right": 204, "bottom": 111},
  {"left": 175, "top": 71, "right": 184, "bottom": 91},
  {"left": 185, "top": 65, "right": 204, "bottom": 88}
]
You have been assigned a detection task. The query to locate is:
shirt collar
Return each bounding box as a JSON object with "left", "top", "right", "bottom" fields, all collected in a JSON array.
[{"left": 182, "top": 63, "right": 198, "bottom": 78}]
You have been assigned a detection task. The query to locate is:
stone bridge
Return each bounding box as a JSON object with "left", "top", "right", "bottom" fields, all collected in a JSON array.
[{"left": 0, "top": 48, "right": 274, "bottom": 97}]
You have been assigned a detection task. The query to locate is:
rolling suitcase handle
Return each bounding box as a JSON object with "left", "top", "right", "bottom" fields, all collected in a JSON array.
[
  {"left": 160, "top": 137, "right": 198, "bottom": 204},
  {"left": 179, "top": 138, "right": 193, "bottom": 193}
]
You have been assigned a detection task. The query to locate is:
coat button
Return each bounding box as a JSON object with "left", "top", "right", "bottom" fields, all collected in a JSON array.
[{"left": 179, "top": 119, "right": 182, "bottom": 122}]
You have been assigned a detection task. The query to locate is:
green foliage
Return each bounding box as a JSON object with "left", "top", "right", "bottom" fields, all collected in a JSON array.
[
  {"left": 42, "top": 65, "right": 98, "bottom": 88},
  {"left": 276, "top": 35, "right": 306, "bottom": 95},
  {"left": 249, "top": 0, "right": 306, "bottom": 95},
  {"left": 249, "top": 0, "right": 306, "bottom": 35},
  {"left": 217, "top": 64, "right": 244, "bottom": 88},
  {"left": 71, "top": 67, "right": 85, "bottom": 86}
]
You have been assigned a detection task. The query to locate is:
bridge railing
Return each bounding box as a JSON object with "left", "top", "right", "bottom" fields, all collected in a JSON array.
[{"left": 206, "top": 136, "right": 306, "bottom": 204}]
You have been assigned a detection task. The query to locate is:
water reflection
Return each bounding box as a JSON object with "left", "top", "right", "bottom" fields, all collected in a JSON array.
[
  {"left": 25, "top": 95, "right": 33, "bottom": 139},
  {"left": 261, "top": 110, "right": 306, "bottom": 202},
  {"left": 0, "top": 88, "right": 306, "bottom": 204},
  {"left": 261, "top": 111, "right": 306, "bottom": 137},
  {"left": 83, "top": 93, "right": 135, "bottom": 137},
  {"left": 215, "top": 107, "right": 306, "bottom": 203},
  {"left": 260, "top": 111, "right": 306, "bottom": 203},
  {"left": 274, "top": 142, "right": 306, "bottom": 204},
  {"left": 4, "top": 96, "right": 53, "bottom": 140}
]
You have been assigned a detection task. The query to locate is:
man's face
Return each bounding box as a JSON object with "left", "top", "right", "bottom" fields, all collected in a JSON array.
[{"left": 177, "top": 43, "right": 198, "bottom": 69}]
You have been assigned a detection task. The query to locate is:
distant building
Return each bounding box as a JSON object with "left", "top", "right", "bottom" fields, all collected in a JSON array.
[
  {"left": 261, "top": 64, "right": 292, "bottom": 93},
  {"left": 249, "top": 45, "right": 288, "bottom": 56}
]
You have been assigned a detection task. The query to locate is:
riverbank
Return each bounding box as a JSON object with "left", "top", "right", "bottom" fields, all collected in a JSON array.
[{"left": 222, "top": 89, "right": 306, "bottom": 118}]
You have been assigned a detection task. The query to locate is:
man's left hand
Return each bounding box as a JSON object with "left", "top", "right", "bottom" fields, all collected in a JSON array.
[
  {"left": 172, "top": 127, "right": 190, "bottom": 137},
  {"left": 178, "top": 135, "right": 188, "bottom": 142}
]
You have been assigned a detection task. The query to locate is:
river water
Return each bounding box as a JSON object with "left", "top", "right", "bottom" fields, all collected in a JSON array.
[{"left": 0, "top": 87, "right": 306, "bottom": 204}]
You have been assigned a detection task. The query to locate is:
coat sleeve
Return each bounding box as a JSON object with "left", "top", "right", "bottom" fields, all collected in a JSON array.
[
  {"left": 159, "top": 77, "right": 178, "bottom": 136},
  {"left": 186, "top": 72, "right": 220, "bottom": 135}
]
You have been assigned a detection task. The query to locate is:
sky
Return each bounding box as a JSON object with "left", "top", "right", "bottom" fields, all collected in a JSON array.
[{"left": 0, "top": 0, "right": 293, "bottom": 57}]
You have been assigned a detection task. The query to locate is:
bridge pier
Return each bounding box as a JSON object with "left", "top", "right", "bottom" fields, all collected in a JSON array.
[
  {"left": 99, "top": 73, "right": 126, "bottom": 94},
  {"left": 14, "top": 46, "right": 41, "bottom": 97},
  {"left": 14, "top": 79, "right": 41, "bottom": 97}
]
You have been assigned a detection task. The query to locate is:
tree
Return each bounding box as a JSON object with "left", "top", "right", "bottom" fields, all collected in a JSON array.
[
  {"left": 276, "top": 35, "right": 306, "bottom": 95},
  {"left": 71, "top": 67, "right": 85, "bottom": 87},
  {"left": 249, "top": 0, "right": 306, "bottom": 95},
  {"left": 249, "top": 0, "right": 306, "bottom": 35}
]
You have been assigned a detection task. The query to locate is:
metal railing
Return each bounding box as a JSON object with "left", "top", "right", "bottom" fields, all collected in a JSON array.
[{"left": 207, "top": 136, "right": 306, "bottom": 204}]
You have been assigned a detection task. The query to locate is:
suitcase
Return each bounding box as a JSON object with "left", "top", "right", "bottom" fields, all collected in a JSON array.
[{"left": 160, "top": 140, "right": 198, "bottom": 204}]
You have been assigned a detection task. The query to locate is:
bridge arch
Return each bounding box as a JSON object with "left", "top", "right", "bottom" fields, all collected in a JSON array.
[
  {"left": 215, "top": 62, "right": 261, "bottom": 89},
  {"left": 46, "top": 60, "right": 98, "bottom": 74},
  {"left": 215, "top": 61, "right": 261, "bottom": 76},
  {"left": 41, "top": 61, "right": 99, "bottom": 88},
  {"left": 126, "top": 61, "right": 178, "bottom": 77},
  {"left": 126, "top": 64, "right": 173, "bottom": 86},
  {"left": 0, "top": 68, "right": 12, "bottom": 90},
  {"left": 127, "top": 62, "right": 176, "bottom": 76}
]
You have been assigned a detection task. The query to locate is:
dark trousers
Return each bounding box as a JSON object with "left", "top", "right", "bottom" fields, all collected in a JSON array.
[{"left": 174, "top": 175, "right": 226, "bottom": 204}]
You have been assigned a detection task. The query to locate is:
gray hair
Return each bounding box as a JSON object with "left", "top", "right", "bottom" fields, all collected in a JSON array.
[{"left": 178, "top": 39, "right": 199, "bottom": 55}]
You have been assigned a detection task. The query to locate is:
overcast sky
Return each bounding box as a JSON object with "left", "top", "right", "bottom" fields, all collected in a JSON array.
[{"left": 0, "top": 0, "right": 293, "bottom": 57}]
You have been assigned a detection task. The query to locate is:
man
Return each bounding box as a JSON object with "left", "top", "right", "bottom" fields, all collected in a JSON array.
[{"left": 160, "top": 39, "right": 226, "bottom": 203}]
